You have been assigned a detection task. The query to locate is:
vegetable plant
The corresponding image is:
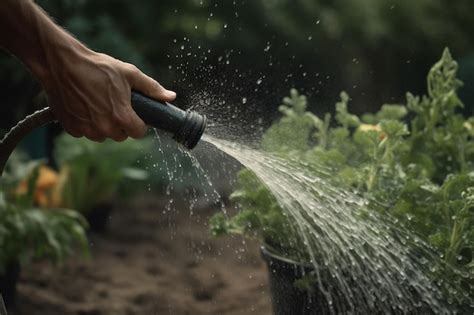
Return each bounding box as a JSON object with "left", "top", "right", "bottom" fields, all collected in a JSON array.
[
  {"left": 53, "top": 133, "right": 151, "bottom": 213},
  {"left": 210, "top": 48, "right": 473, "bottom": 305},
  {"left": 0, "top": 162, "right": 88, "bottom": 273}
]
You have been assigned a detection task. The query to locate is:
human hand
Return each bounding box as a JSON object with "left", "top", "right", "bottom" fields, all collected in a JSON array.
[
  {"left": 40, "top": 47, "right": 176, "bottom": 142},
  {"left": 0, "top": 0, "right": 176, "bottom": 142}
]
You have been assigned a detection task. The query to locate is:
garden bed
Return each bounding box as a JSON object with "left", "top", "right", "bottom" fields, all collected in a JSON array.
[{"left": 10, "top": 196, "right": 271, "bottom": 315}]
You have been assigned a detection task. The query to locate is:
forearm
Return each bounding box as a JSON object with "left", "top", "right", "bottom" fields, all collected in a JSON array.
[{"left": 0, "top": 0, "right": 88, "bottom": 81}]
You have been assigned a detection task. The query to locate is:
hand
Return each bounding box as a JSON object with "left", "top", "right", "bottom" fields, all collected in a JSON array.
[
  {"left": 41, "top": 47, "right": 176, "bottom": 142},
  {"left": 0, "top": 0, "right": 176, "bottom": 142}
]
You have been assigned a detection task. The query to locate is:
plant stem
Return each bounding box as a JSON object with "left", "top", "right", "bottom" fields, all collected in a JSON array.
[
  {"left": 445, "top": 217, "right": 465, "bottom": 265},
  {"left": 367, "top": 144, "right": 379, "bottom": 192}
]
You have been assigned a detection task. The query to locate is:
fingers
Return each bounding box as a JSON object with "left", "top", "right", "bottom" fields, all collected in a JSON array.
[
  {"left": 60, "top": 115, "right": 124, "bottom": 142},
  {"left": 57, "top": 99, "right": 147, "bottom": 141},
  {"left": 62, "top": 124, "right": 82, "bottom": 138},
  {"left": 95, "top": 120, "right": 129, "bottom": 142},
  {"left": 125, "top": 64, "right": 176, "bottom": 102},
  {"left": 60, "top": 117, "right": 83, "bottom": 138},
  {"left": 79, "top": 124, "right": 106, "bottom": 142},
  {"left": 110, "top": 130, "right": 128, "bottom": 142},
  {"left": 119, "top": 63, "right": 176, "bottom": 139},
  {"left": 114, "top": 107, "right": 148, "bottom": 139}
]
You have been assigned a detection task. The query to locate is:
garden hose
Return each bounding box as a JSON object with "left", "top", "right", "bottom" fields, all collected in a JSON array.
[
  {"left": 0, "top": 108, "right": 53, "bottom": 314},
  {"left": 0, "top": 107, "right": 54, "bottom": 175},
  {"left": 0, "top": 295, "right": 6, "bottom": 315},
  {"left": 0, "top": 92, "right": 207, "bottom": 175}
]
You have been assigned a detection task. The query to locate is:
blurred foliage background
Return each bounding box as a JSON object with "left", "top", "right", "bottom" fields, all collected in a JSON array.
[{"left": 1, "top": 0, "right": 474, "bottom": 149}]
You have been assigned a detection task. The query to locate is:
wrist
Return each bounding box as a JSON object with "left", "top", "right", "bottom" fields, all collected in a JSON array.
[
  {"left": 4, "top": 0, "right": 93, "bottom": 87},
  {"left": 30, "top": 34, "right": 93, "bottom": 87},
  {"left": 0, "top": 0, "right": 89, "bottom": 85}
]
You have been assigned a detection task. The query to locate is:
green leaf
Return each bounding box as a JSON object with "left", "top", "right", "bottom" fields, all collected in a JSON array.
[
  {"left": 335, "top": 91, "right": 360, "bottom": 128},
  {"left": 376, "top": 104, "right": 408, "bottom": 121},
  {"left": 121, "top": 167, "right": 149, "bottom": 180}
]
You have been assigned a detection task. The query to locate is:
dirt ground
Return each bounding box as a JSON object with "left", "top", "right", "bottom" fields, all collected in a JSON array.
[{"left": 10, "top": 196, "right": 273, "bottom": 315}]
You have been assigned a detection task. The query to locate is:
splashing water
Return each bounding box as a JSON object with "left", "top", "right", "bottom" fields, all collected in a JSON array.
[
  {"left": 199, "top": 134, "right": 471, "bottom": 314},
  {"left": 153, "top": 130, "right": 224, "bottom": 216}
]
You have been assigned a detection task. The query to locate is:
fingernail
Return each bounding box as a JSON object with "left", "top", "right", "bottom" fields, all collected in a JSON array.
[{"left": 167, "top": 90, "right": 177, "bottom": 98}]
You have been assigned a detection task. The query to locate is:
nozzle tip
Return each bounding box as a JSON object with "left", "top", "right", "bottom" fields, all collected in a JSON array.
[{"left": 174, "top": 111, "right": 207, "bottom": 149}]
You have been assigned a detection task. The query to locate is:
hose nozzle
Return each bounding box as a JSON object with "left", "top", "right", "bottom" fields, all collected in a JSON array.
[{"left": 131, "top": 92, "right": 206, "bottom": 149}]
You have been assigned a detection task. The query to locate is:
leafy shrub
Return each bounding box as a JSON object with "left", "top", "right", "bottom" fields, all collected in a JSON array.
[
  {"left": 53, "top": 133, "right": 151, "bottom": 213},
  {"left": 0, "top": 162, "right": 88, "bottom": 272},
  {"left": 210, "top": 49, "right": 473, "bottom": 303}
]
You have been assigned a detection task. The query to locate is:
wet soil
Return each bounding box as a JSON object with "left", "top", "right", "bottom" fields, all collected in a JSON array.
[{"left": 10, "top": 196, "right": 272, "bottom": 315}]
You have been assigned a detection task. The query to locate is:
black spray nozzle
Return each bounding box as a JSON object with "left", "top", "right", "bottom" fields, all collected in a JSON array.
[{"left": 131, "top": 92, "right": 207, "bottom": 149}]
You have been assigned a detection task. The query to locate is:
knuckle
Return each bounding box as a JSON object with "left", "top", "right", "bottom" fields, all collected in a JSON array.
[
  {"left": 82, "top": 126, "right": 104, "bottom": 142},
  {"left": 128, "top": 126, "right": 147, "bottom": 139},
  {"left": 148, "top": 82, "right": 161, "bottom": 95},
  {"left": 112, "top": 133, "right": 128, "bottom": 142},
  {"left": 96, "top": 123, "right": 113, "bottom": 137},
  {"left": 113, "top": 112, "right": 129, "bottom": 127},
  {"left": 112, "top": 110, "right": 147, "bottom": 139},
  {"left": 85, "top": 133, "right": 105, "bottom": 143},
  {"left": 126, "top": 64, "right": 140, "bottom": 76},
  {"left": 62, "top": 124, "right": 83, "bottom": 138}
]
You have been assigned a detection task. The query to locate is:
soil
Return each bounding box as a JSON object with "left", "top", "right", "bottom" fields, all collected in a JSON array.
[{"left": 9, "top": 196, "right": 272, "bottom": 315}]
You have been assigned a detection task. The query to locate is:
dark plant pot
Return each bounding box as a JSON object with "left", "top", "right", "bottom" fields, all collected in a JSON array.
[
  {"left": 261, "top": 246, "right": 472, "bottom": 314},
  {"left": 261, "top": 246, "right": 352, "bottom": 315},
  {"left": 85, "top": 202, "right": 114, "bottom": 232},
  {"left": 0, "top": 261, "right": 20, "bottom": 309},
  {"left": 261, "top": 246, "right": 325, "bottom": 315}
]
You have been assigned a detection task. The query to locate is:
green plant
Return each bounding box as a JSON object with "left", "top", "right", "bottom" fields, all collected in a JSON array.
[
  {"left": 0, "top": 163, "right": 88, "bottom": 272},
  {"left": 210, "top": 49, "right": 473, "bottom": 303},
  {"left": 54, "top": 133, "right": 151, "bottom": 213},
  {"left": 210, "top": 169, "right": 305, "bottom": 259}
]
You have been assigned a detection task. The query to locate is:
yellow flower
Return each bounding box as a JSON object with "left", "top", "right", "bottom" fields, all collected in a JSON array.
[
  {"left": 358, "top": 124, "right": 382, "bottom": 132},
  {"left": 463, "top": 121, "right": 472, "bottom": 131},
  {"left": 16, "top": 165, "right": 59, "bottom": 207},
  {"left": 357, "top": 124, "right": 386, "bottom": 140},
  {"left": 51, "top": 166, "right": 71, "bottom": 208}
]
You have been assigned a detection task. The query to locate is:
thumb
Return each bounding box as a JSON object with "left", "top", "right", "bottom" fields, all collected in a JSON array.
[{"left": 127, "top": 67, "right": 176, "bottom": 102}]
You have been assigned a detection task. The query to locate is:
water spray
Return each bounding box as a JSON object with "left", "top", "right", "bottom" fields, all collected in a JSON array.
[{"left": 0, "top": 92, "right": 207, "bottom": 175}]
